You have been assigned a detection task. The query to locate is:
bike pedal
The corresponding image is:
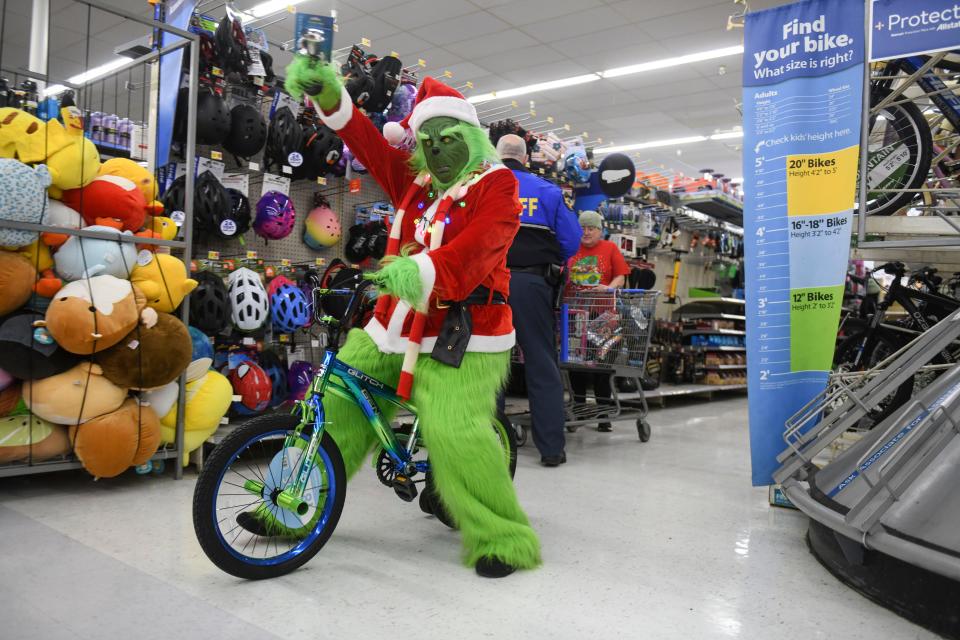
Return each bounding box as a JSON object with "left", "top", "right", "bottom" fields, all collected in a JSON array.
[{"left": 392, "top": 475, "right": 418, "bottom": 502}]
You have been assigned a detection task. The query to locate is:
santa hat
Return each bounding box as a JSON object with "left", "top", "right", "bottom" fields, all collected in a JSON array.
[{"left": 383, "top": 77, "right": 479, "bottom": 146}]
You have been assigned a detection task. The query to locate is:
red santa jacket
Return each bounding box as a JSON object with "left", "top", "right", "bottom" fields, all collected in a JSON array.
[{"left": 318, "top": 86, "right": 521, "bottom": 355}]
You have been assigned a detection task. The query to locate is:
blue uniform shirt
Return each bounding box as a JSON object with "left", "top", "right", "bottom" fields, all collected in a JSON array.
[{"left": 506, "top": 162, "right": 582, "bottom": 267}]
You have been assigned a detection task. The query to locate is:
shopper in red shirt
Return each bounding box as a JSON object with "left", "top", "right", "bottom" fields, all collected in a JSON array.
[{"left": 567, "top": 210, "right": 630, "bottom": 431}]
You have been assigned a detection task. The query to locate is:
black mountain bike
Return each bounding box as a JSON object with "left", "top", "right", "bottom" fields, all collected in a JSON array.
[{"left": 834, "top": 262, "right": 960, "bottom": 424}]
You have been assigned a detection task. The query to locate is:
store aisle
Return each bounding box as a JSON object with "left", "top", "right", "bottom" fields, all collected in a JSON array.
[{"left": 0, "top": 397, "right": 935, "bottom": 640}]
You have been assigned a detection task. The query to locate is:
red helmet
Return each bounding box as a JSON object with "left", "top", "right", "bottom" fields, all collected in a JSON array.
[{"left": 229, "top": 361, "right": 272, "bottom": 412}]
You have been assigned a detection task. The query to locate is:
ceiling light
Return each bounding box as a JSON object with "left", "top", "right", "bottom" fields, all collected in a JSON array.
[
  {"left": 246, "top": 0, "right": 308, "bottom": 19},
  {"left": 467, "top": 74, "right": 600, "bottom": 104},
  {"left": 468, "top": 45, "right": 742, "bottom": 104},
  {"left": 600, "top": 45, "right": 744, "bottom": 79},
  {"left": 44, "top": 56, "right": 132, "bottom": 96},
  {"left": 594, "top": 135, "right": 708, "bottom": 155},
  {"left": 709, "top": 130, "right": 744, "bottom": 140}
]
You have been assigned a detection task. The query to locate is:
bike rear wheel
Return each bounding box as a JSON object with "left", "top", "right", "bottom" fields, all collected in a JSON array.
[
  {"left": 862, "top": 87, "right": 932, "bottom": 216},
  {"left": 192, "top": 413, "right": 346, "bottom": 580}
]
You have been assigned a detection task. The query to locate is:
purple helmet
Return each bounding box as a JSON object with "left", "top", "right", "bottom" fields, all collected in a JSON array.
[
  {"left": 387, "top": 83, "right": 416, "bottom": 123},
  {"left": 254, "top": 191, "right": 295, "bottom": 240},
  {"left": 287, "top": 360, "right": 317, "bottom": 401}
]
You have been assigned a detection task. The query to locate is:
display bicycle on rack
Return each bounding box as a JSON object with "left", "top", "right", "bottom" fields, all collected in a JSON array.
[{"left": 192, "top": 276, "right": 517, "bottom": 580}]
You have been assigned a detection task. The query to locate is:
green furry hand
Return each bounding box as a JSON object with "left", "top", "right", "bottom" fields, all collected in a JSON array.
[
  {"left": 284, "top": 55, "right": 342, "bottom": 112},
  {"left": 367, "top": 256, "right": 425, "bottom": 310}
]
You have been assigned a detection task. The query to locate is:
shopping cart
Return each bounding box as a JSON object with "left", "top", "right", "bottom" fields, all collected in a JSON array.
[{"left": 510, "top": 288, "right": 660, "bottom": 443}]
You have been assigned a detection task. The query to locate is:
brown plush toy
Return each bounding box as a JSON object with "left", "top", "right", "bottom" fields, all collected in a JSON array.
[
  {"left": 96, "top": 312, "right": 192, "bottom": 389},
  {"left": 23, "top": 361, "right": 127, "bottom": 424},
  {"left": 0, "top": 251, "right": 37, "bottom": 315},
  {"left": 40, "top": 274, "right": 157, "bottom": 355},
  {"left": 0, "top": 414, "right": 71, "bottom": 464},
  {"left": 69, "top": 399, "right": 161, "bottom": 478}
]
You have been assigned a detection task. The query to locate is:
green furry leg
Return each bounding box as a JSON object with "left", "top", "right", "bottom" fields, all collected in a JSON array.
[
  {"left": 324, "top": 329, "right": 403, "bottom": 477},
  {"left": 413, "top": 350, "right": 542, "bottom": 570}
]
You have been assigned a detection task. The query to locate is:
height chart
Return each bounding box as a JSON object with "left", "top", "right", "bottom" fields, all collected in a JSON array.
[{"left": 742, "top": 0, "right": 865, "bottom": 485}]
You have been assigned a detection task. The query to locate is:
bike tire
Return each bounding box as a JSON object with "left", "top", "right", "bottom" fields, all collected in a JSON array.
[
  {"left": 833, "top": 329, "right": 913, "bottom": 425},
  {"left": 863, "top": 87, "right": 933, "bottom": 216},
  {"left": 192, "top": 413, "right": 346, "bottom": 580}
]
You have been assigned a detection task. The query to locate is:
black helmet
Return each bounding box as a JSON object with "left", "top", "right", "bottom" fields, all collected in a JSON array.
[
  {"left": 224, "top": 103, "right": 266, "bottom": 157},
  {"left": 258, "top": 50, "right": 275, "bottom": 84},
  {"left": 215, "top": 15, "right": 250, "bottom": 74},
  {"left": 364, "top": 55, "right": 402, "bottom": 114},
  {"left": 162, "top": 174, "right": 187, "bottom": 216},
  {"left": 344, "top": 223, "right": 371, "bottom": 263},
  {"left": 265, "top": 106, "right": 304, "bottom": 171},
  {"left": 303, "top": 122, "right": 343, "bottom": 178},
  {"left": 197, "top": 88, "right": 230, "bottom": 145},
  {"left": 190, "top": 270, "right": 230, "bottom": 334},
  {"left": 364, "top": 220, "right": 389, "bottom": 259},
  {"left": 225, "top": 188, "right": 252, "bottom": 236},
  {"left": 194, "top": 171, "right": 234, "bottom": 238}
]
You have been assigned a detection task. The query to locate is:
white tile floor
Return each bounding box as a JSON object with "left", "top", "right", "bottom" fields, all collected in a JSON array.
[{"left": 0, "top": 396, "right": 938, "bottom": 640}]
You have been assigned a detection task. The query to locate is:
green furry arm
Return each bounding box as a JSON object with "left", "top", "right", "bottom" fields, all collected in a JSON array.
[
  {"left": 284, "top": 56, "right": 342, "bottom": 112},
  {"left": 367, "top": 256, "right": 425, "bottom": 309}
]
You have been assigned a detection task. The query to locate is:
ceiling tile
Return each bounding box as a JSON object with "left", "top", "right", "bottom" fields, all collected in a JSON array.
[
  {"left": 605, "top": 65, "right": 704, "bottom": 91},
  {"left": 467, "top": 0, "right": 512, "bottom": 7},
  {"left": 609, "top": 0, "right": 729, "bottom": 22},
  {"left": 473, "top": 44, "right": 563, "bottom": 75},
  {"left": 638, "top": 3, "right": 736, "bottom": 40},
  {"left": 520, "top": 6, "right": 625, "bottom": 42},
  {"left": 489, "top": 0, "right": 605, "bottom": 26},
  {"left": 411, "top": 11, "right": 510, "bottom": 47},
  {"left": 442, "top": 27, "right": 537, "bottom": 59},
  {"left": 339, "top": 0, "right": 406, "bottom": 12},
  {"left": 501, "top": 60, "right": 591, "bottom": 85},
  {"left": 377, "top": 0, "right": 478, "bottom": 31},
  {"left": 335, "top": 13, "right": 400, "bottom": 44},
  {"left": 574, "top": 40, "right": 674, "bottom": 73},
  {"left": 657, "top": 29, "right": 743, "bottom": 56},
  {"left": 406, "top": 47, "right": 464, "bottom": 69},
  {"left": 372, "top": 31, "right": 436, "bottom": 57},
  {"left": 544, "top": 24, "right": 650, "bottom": 59}
]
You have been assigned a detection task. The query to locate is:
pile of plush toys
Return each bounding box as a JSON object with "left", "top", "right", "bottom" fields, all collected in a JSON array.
[{"left": 0, "top": 106, "right": 235, "bottom": 478}]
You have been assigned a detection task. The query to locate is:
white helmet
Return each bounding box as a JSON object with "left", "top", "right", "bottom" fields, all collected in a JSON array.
[{"left": 227, "top": 267, "right": 269, "bottom": 332}]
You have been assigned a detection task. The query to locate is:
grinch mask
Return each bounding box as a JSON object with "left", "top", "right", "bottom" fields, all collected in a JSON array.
[{"left": 417, "top": 116, "right": 470, "bottom": 190}]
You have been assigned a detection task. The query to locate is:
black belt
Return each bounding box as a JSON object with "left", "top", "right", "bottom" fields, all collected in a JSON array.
[
  {"left": 433, "top": 285, "right": 506, "bottom": 368},
  {"left": 509, "top": 264, "right": 549, "bottom": 277}
]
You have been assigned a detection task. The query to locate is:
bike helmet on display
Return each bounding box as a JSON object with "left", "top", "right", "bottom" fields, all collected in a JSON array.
[
  {"left": 224, "top": 188, "right": 252, "bottom": 236},
  {"left": 175, "top": 86, "right": 231, "bottom": 146},
  {"left": 265, "top": 106, "right": 304, "bottom": 171},
  {"left": 258, "top": 50, "right": 275, "bottom": 84},
  {"left": 386, "top": 82, "right": 416, "bottom": 123},
  {"left": 364, "top": 220, "right": 388, "bottom": 260},
  {"left": 341, "top": 47, "right": 375, "bottom": 110},
  {"left": 215, "top": 15, "right": 250, "bottom": 74},
  {"left": 270, "top": 283, "right": 310, "bottom": 333},
  {"left": 258, "top": 349, "right": 288, "bottom": 408},
  {"left": 302, "top": 123, "right": 343, "bottom": 177},
  {"left": 343, "top": 223, "right": 371, "bottom": 263},
  {"left": 194, "top": 171, "right": 234, "bottom": 239},
  {"left": 303, "top": 195, "right": 341, "bottom": 249},
  {"left": 190, "top": 270, "right": 231, "bottom": 334},
  {"left": 188, "top": 326, "right": 215, "bottom": 362},
  {"left": 563, "top": 147, "right": 591, "bottom": 184},
  {"left": 287, "top": 360, "right": 318, "bottom": 401},
  {"left": 253, "top": 191, "right": 296, "bottom": 240},
  {"left": 267, "top": 274, "right": 295, "bottom": 299},
  {"left": 162, "top": 174, "right": 187, "bottom": 217},
  {"left": 224, "top": 103, "right": 267, "bottom": 158},
  {"left": 363, "top": 55, "right": 402, "bottom": 114},
  {"left": 229, "top": 361, "right": 272, "bottom": 412},
  {"left": 227, "top": 267, "right": 269, "bottom": 332}
]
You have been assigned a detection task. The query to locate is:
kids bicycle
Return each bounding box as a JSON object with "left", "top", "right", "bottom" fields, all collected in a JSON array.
[{"left": 192, "top": 278, "right": 517, "bottom": 580}]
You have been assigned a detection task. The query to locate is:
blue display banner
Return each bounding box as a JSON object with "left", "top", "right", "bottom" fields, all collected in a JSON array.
[
  {"left": 157, "top": 0, "right": 197, "bottom": 168},
  {"left": 871, "top": 0, "right": 960, "bottom": 61},
  {"left": 742, "top": 0, "right": 865, "bottom": 485},
  {"left": 293, "top": 14, "right": 335, "bottom": 62}
]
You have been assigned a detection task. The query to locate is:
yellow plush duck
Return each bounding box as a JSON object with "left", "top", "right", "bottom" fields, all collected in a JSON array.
[
  {"left": 130, "top": 252, "right": 198, "bottom": 312},
  {"left": 0, "top": 106, "right": 100, "bottom": 197},
  {"left": 99, "top": 158, "right": 164, "bottom": 215}
]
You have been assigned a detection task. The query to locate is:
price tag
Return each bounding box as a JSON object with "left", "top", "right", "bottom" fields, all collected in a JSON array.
[
  {"left": 282, "top": 165, "right": 292, "bottom": 175},
  {"left": 349, "top": 178, "right": 361, "bottom": 193},
  {"left": 443, "top": 70, "right": 453, "bottom": 78},
  {"left": 361, "top": 37, "right": 371, "bottom": 47},
  {"left": 262, "top": 173, "right": 291, "bottom": 196},
  {"left": 311, "top": 339, "right": 320, "bottom": 348},
  {"left": 418, "top": 59, "right": 426, "bottom": 68},
  {"left": 248, "top": 161, "right": 259, "bottom": 171},
  {"left": 241, "top": 338, "right": 255, "bottom": 346},
  {"left": 211, "top": 150, "right": 223, "bottom": 160},
  {"left": 207, "top": 250, "right": 220, "bottom": 260},
  {"left": 279, "top": 334, "right": 290, "bottom": 343},
  {"left": 169, "top": 210, "right": 186, "bottom": 226},
  {"left": 220, "top": 417, "right": 229, "bottom": 425},
  {"left": 317, "top": 176, "right": 327, "bottom": 186},
  {"left": 212, "top": 67, "right": 223, "bottom": 77},
  {"left": 231, "top": 395, "right": 242, "bottom": 402},
  {"left": 136, "top": 250, "right": 154, "bottom": 267},
  {"left": 333, "top": 23, "right": 338, "bottom": 32},
  {"left": 246, "top": 250, "right": 258, "bottom": 259},
  {"left": 281, "top": 259, "right": 291, "bottom": 267},
  {"left": 221, "top": 172, "right": 249, "bottom": 197},
  {"left": 547, "top": 116, "right": 554, "bottom": 124},
  {"left": 190, "top": 260, "right": 198, "bottom": 272},
  {"left": 223, "top": 259, "right": 236, "bottom": 271},
  {"left": 264, "top": 265, "right": 275, "bottom": 278},
  {"left": 390, "top": 51, "right": 399, "bottom": 58},
  {"left": 315, "top": 257, "right": 326, "bottom": 266}
]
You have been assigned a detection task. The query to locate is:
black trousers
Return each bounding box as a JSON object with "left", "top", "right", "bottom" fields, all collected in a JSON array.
[
  {"left": 569, "top": 371, "right": 613, "bottom": 408},
  {"left": 509, "top": 271, "right": 566, "bottom": 457}
]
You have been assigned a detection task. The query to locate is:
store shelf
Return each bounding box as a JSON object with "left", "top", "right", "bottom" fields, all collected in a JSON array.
[
  {"left": 685, "top": 345, "right": 746, "bottom": 352},
  {"left": 701, "top": 364, "right": 747, "bottom": 370},
  {"left": 674, "top": 191, "right": 744, "bottom": 226},
  {"left": 0, "top": 446, "right": 180, "bottom": 478},
  {"left": 644, "top": 382, "right": 747, "bottom": 401},
  {"left": 680, "top": 313, "right": 745, "bottom": 321},
  {"left": 683, "top": 328, "right": 746, "bottom": 336}
]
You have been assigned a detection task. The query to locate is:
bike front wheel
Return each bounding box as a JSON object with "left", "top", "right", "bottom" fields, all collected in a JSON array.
[{"left": 192, "top": 413, "right": 346, "bottom": 580}]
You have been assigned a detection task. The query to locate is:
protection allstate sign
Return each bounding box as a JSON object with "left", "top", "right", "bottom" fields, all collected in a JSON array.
[
  {"left": 871, "top": 0, "right": 960, "bottom": 60},
  {"left": 742, "top": 0, "right": 864, "bottom": 485}
]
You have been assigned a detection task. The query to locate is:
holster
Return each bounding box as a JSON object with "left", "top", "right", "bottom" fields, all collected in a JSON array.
[{"left": 430, "top": 286, "right": 506, "bottom": 368}]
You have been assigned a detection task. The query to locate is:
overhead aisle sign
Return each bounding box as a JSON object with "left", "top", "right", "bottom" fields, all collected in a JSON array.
[
  {"left": 871, "top": 0, "right": 960, "bottom": 60},
  {"left": 742, "top": 0, "right": 865, "bottom": 485}
]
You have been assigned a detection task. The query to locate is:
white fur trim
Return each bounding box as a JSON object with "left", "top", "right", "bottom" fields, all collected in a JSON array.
[
  {"left": 409, "top": 252, "right": 436, "bottom": 307},
  {"left": 383, "top": 121, "right": 405, "bottom": 145},
  {"left": 408, "top": 96, "right": 480, "bottom": 134},
  {"left": 317, "top": 85, "right": 353, "bottom": 131},
  {"left": 365, "top": 318, "right": 515, "bottom": 355},
  {"left": 459, "top": 164, "right": 508, "bottom": 198}
]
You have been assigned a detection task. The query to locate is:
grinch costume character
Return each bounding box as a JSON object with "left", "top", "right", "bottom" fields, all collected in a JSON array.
[{"left": 281, "top": 57, "right": 541, "bottom": 578}]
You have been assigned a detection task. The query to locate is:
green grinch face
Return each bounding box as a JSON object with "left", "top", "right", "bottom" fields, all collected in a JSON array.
[{"left": 417, "top": 116, "right": 470, "bottom": 186}]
